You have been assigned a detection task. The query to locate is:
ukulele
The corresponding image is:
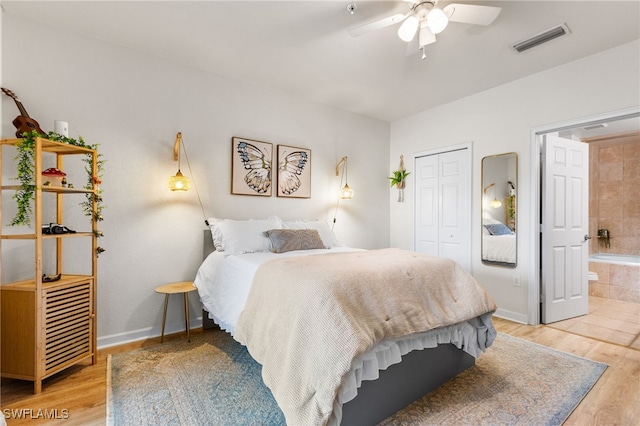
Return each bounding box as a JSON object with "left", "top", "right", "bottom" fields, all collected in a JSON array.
[{"left": 1, "top": 87, "right": 46, "bottom": 137}]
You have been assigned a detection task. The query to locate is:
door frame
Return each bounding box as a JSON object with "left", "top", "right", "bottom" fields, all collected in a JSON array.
[
  {"left": 413, "top": 142, "right": 473, "bottom": 273},
  {"left": 528, "top": 106, "right": 640, "bottom": 325}
]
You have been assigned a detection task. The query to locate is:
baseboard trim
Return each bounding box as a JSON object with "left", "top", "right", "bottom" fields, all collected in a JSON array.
[
  {"left": 97, "top": 317, "right": 202, "bottom": 349},
  {"left": 494, "top": 308, "right": 528, "bottom": 324}
]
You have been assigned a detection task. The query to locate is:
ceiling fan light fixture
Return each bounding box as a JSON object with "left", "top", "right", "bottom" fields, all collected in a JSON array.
[
  {"left": 427, "top": 7, "right": 448, "bottom": 34},
  {"left": 398, "top": 15, "right": 419, "bottom": 42},
  {"left": 419, "top": 25, "right": 436, "bottom": 47}
]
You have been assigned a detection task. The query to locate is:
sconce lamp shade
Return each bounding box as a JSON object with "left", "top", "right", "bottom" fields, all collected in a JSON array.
[
  {"left": 484, "top": 182, "right": 502, "bottom": 208},
  {"left": 169, "top": 170, "right": 190, "bottom": 191},
  {"left": 340, "top": 183, "right": 354, "bottom": 199}
]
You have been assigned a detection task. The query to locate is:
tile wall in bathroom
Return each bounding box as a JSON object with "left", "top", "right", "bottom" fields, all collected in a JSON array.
[{"left": 588, "top": 132, "right": 640, "bottom": 303}]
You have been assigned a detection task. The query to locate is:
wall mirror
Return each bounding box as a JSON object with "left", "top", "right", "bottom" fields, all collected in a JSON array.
[{"left": 481, "top": 152, "right": 517, "bottom": 267}]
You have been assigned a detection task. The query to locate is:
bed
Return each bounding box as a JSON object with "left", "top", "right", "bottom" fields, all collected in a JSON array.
[
  {"left": 482, "top": 234, "right": 516, "bottom": 264},
  {"left": 194, "top": 217, "right": 497, "bottom": 425}
]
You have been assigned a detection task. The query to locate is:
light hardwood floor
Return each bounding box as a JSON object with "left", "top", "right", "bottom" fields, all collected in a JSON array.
[
  {"left": 2, "top": 316, "right": 639, "bottom": 425},
  {"left": 547, "top": 296, "right": 640, "bottom": 349}
]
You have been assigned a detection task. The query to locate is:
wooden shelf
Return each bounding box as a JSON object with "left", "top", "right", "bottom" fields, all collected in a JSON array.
[
  {"left": 1, "top": 185, "right": 95, "bottom": 194},
  {"left": 1, "top": 137, "right": 95, "bottom": 155},
  {"left": 1, "top": 136, "right": 99, "bottom": 394},
  {"left": 1, "top": 232, "right": 93, "bottom": 240},
  {"left": 1, "top": 275, "right": 94, "bottom": 291}
]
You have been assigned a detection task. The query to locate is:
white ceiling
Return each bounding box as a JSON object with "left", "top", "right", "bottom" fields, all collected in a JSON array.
[{"left": 2, "top": 0, "right": 639, "bottom": 122}]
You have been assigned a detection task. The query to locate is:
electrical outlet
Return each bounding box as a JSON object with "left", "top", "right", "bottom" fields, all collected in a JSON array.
[{"left": 512, "top": 276, "right": 521, "bottom": 287}]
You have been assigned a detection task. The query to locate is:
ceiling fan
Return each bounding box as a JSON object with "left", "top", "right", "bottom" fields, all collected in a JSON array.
[{"left": 349, "top": 1, "right": 502, "bottom": 59}]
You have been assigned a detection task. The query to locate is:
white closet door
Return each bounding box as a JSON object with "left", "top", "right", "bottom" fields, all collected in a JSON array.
[
  {"left": 415, "top": 154, "right": 439, "bottom": 256},
  {"left": 415, "top": 148, "right": 471, "bottom": 272},
  {"left": 439, "top": 150, "right": 471, "bottom": 271}
]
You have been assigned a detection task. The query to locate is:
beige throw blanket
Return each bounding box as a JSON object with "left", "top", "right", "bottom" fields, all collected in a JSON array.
[{"left": 234, "top": 248, "right": 497, "bottom": 426}]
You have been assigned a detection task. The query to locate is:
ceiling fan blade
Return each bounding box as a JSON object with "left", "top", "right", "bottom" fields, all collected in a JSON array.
[
  {"left": 442, "top": 3, "right": 502, "bottom": 26},
  {"left": 349, "top": 13, "right": 408, "bottom": 37}
]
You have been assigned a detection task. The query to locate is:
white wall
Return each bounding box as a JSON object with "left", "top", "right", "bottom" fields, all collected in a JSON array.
[
  {"left": 0, "top": 14, "right": 390, "bottom": 346},
  {"left": 390, "top": 39, "right": 640, "bottom": 323}
]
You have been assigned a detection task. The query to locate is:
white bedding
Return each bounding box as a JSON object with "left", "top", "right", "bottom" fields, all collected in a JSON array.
[
  {"left": 194, "top": 247, "right": 359, "bottom": 334},
  {"left": 194, "top": 248, "right": 497, "bottom": 425},
  {"left": 482, "top": 234, "right": 516, "bottom": 264}
]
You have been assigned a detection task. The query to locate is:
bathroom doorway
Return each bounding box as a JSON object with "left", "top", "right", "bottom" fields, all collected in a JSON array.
[{"left": 528, "top": 107, "right": 640, "bottom": 329}]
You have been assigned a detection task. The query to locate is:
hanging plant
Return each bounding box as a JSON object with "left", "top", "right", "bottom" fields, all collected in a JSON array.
[
  {"left": 388, "top": 155, "right": 410, "bottom": 202},
  {"left": 388, "top": 169, "right": 411, "bottom": 189},
  {"left": 11, "top": 131, "right": 106, "bottom": 252},
  {"left": 11, "top": 135, "right": 36, "bottom": 226}
]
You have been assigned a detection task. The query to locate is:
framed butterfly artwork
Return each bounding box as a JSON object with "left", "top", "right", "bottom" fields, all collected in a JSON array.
[
  {"left": 231, "top": 137, "right": 273, "bottom": 196},
  {"left": 277, "top": 145, "right": 311, "bottom": 198}
]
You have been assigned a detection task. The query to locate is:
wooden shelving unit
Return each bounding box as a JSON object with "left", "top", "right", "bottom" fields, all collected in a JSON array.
[
  {"left": 0, "top": 137, "right": 98, "bottom": 394},
  {"left": 505, "top": 195, "right": 516, "bottom": 232}
]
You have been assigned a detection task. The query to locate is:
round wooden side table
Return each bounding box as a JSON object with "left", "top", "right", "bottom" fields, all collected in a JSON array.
[{"left": 155, "top": 281, "right": 197, "bottom": 343}]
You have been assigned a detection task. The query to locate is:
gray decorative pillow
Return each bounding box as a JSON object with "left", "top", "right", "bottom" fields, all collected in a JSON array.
[{"left": 265, "top": 229, "right": 326, "bottom": 253}]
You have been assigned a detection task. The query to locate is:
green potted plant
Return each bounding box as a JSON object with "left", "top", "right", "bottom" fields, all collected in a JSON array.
[
  {"left": 388, "top": 156, "right": 410, "bottom": 202},
  {"left": 388, "top": 169, "right": 410, "bottom": 190}
]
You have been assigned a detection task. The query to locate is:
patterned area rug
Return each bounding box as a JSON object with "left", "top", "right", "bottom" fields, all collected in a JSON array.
[{"left": 107, "top": 331, "right": 606, "bottom": 425}]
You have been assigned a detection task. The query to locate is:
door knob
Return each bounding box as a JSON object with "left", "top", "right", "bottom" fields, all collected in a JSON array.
[{"left": 583, "top": 234, "right": 591, "bottom": 242}]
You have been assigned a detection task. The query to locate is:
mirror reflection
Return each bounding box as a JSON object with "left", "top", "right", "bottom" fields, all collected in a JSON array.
[{"left": 482, "top": 153, "right": 517, "bottom": 267}]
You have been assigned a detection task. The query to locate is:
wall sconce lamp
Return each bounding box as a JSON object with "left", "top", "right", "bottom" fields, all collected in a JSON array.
[
  {"left": 169, "top": 132, "right": 191, "bottom": 191},
  {"left": 483, "top": 183, "right": 502, "bottom": 208},
  {"left": 335, "top": 156, "right": 354, "bottom": 200},
  {"left": 332, "top": 156, "right": 353, "bottom": 230},
  {"left": 167, "top": 132, "right": 209, "bottom": 225}
]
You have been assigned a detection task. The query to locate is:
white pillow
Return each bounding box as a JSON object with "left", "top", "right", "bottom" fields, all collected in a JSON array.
[
  {"left": 216, "top": 216, "right": 283, "bottom": 255},
  {"left": 282, "top": 219, "right": 341, "bottom": 248},
  {"left": 206, "top": 218, "right": 225, "bottom": 251}
]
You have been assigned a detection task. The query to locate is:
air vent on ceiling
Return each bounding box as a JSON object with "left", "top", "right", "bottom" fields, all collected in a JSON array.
[{"left": 512, "top": 23, "right": 571, "bottom": 53}]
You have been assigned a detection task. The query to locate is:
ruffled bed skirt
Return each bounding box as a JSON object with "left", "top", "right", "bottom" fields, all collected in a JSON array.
[{"left": 206, "top": 310, "right": 496, "bottom": 426}]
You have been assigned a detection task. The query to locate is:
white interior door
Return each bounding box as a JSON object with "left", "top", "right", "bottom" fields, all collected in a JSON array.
[
  {"left": 542, "top": 134, "right": 589, "bottom": 323},
  {"left": 415, "top": 148, "right": 471, "bottom": 272}
]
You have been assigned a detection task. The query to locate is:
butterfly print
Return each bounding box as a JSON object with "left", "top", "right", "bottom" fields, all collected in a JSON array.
[
  {"left": 278, "top": 150, "right": 308, "bottom": 195},
  {"left": 236, "top": 141, "right": 271, "bottom": 194}
]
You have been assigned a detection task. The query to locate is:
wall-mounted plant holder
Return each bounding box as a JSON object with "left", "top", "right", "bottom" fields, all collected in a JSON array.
[{"left": 388, "top": 155, "right": 410, "bottom": 202}]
